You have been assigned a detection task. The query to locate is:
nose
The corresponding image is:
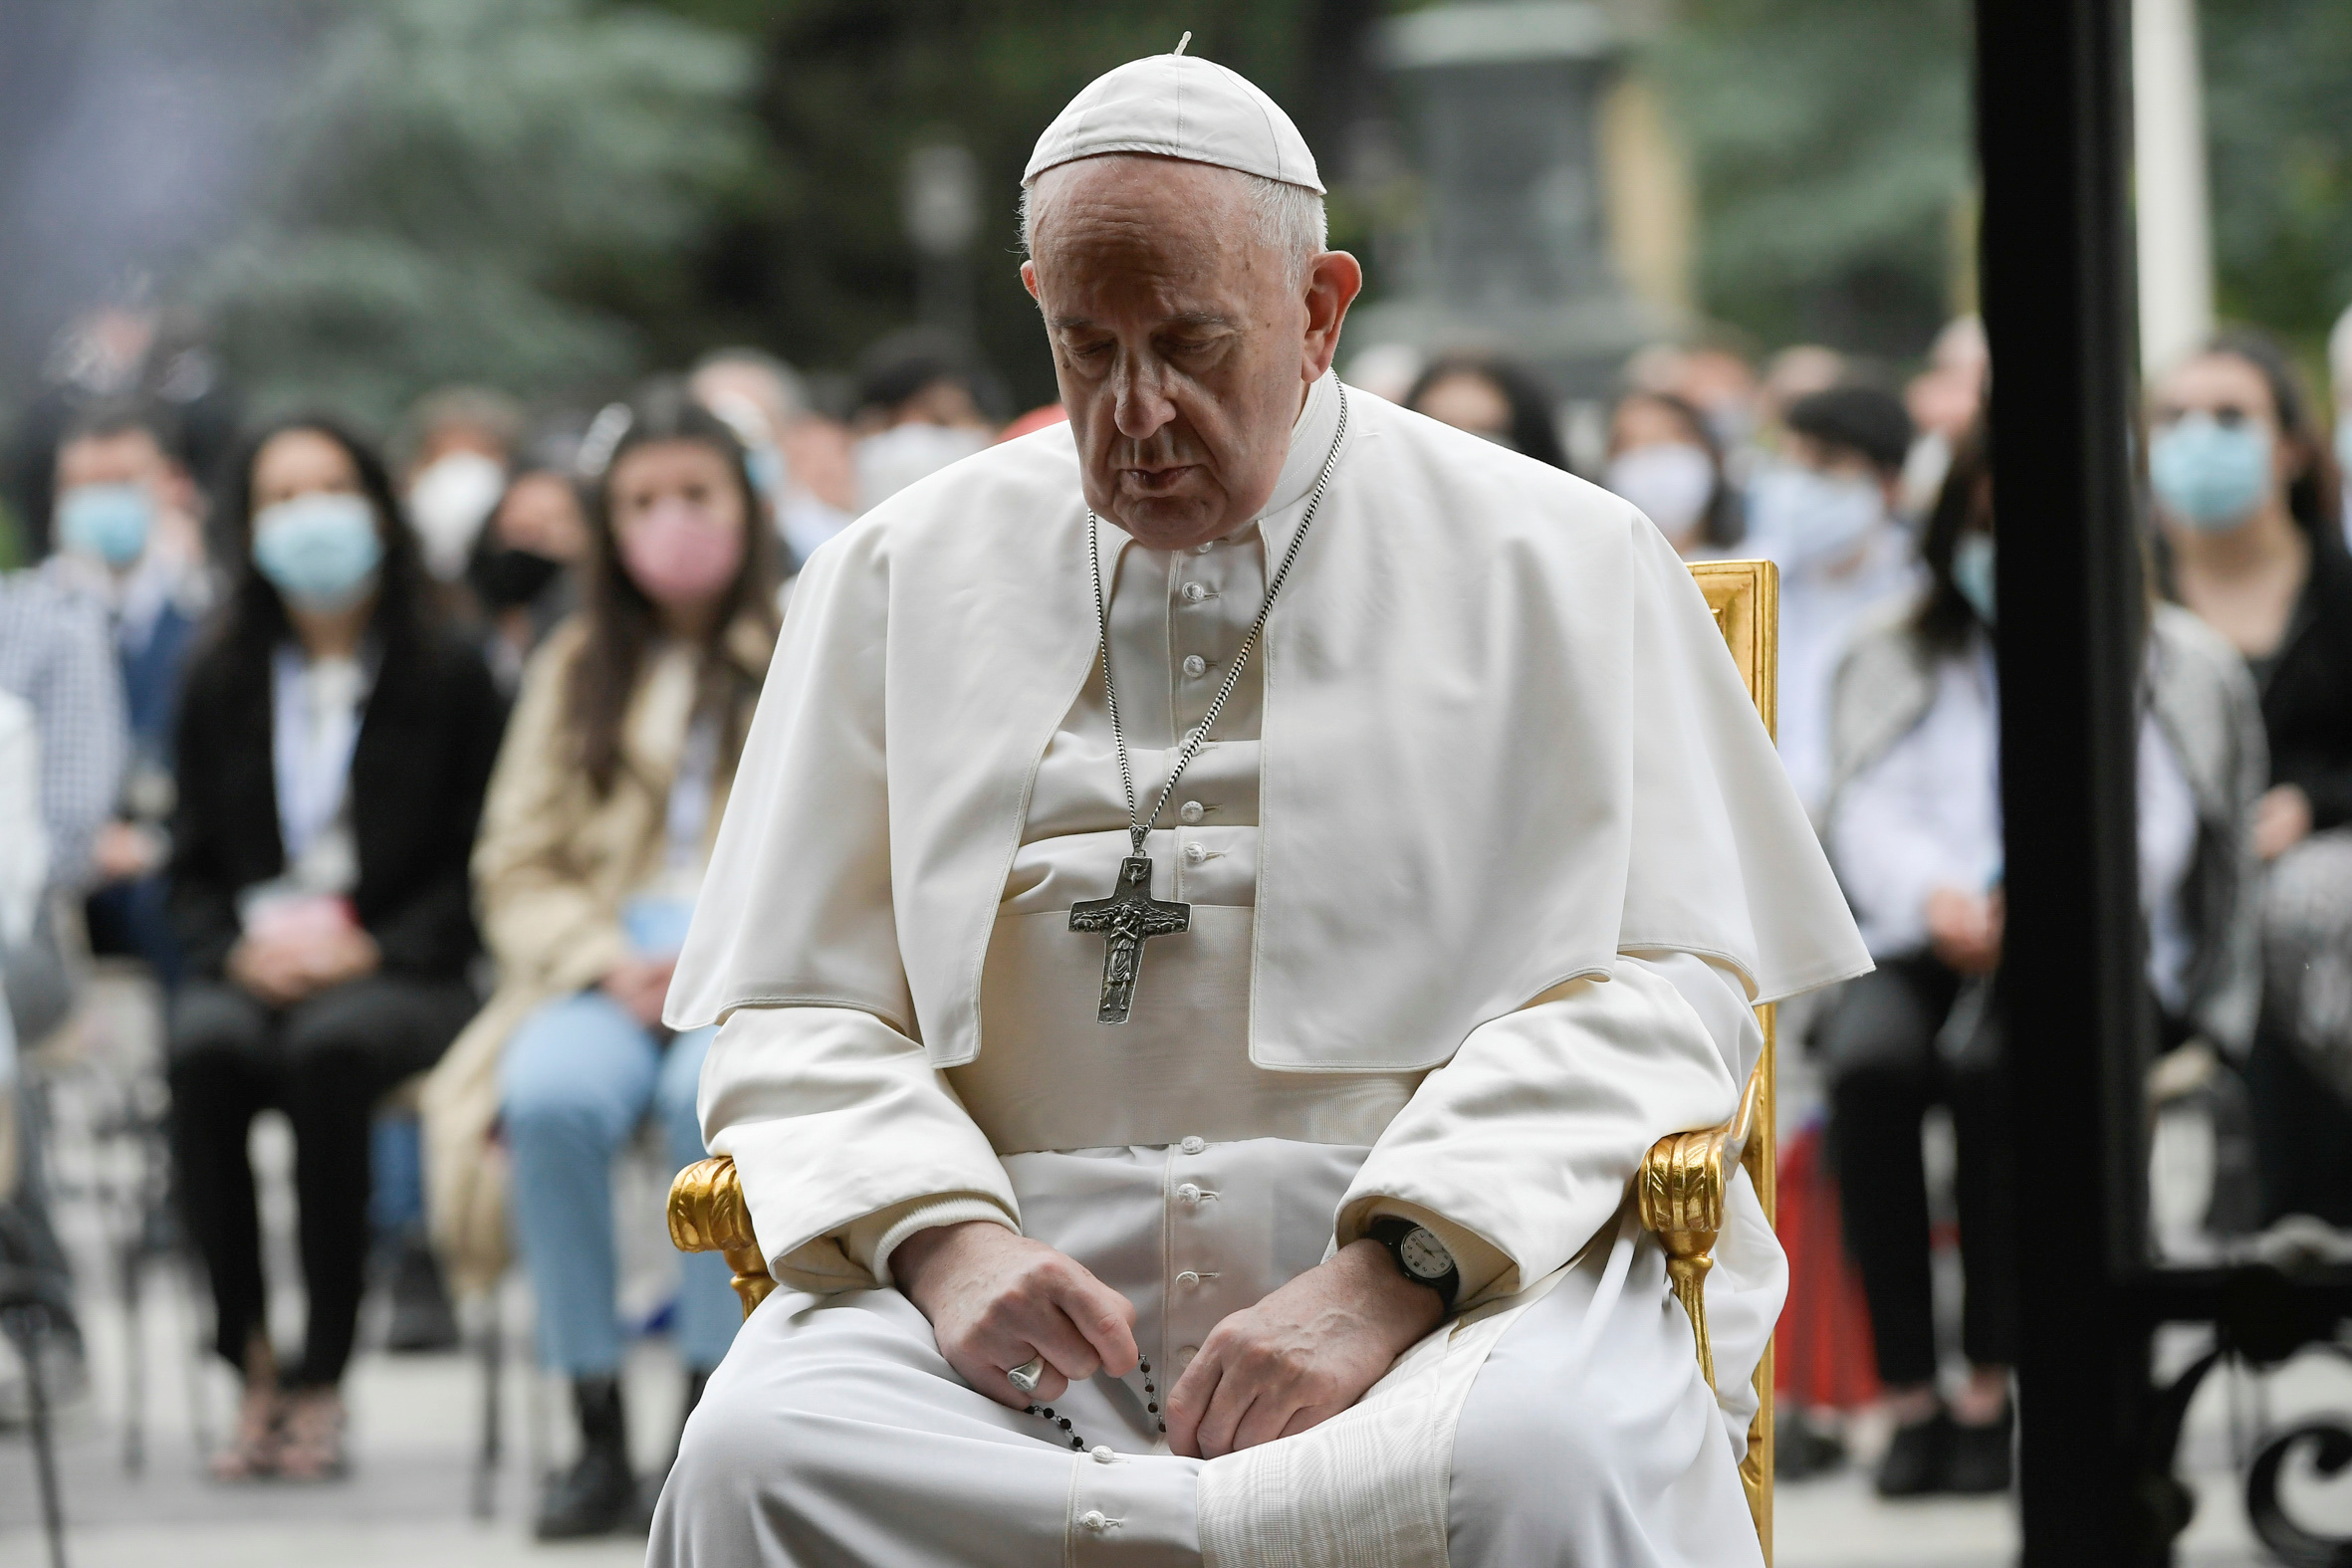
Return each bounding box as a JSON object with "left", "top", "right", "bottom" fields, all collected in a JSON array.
[{"left": 1111, "top": 354, "right": 1177, "bottom": 443}]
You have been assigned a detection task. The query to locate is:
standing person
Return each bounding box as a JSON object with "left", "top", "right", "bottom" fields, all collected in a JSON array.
[
  {"left": 1821, "top": 426, "right": 2264, "bottom": 1495},
  {"left": 166, "top": 417, "right": 504, "bottom": 1480},
  {"left": 1747, "top": 385, "right": 1921, "bottom": 818},
  {"left": 1603, "top": 388, "right": 1741, "bottom": 557},
  {"left": 45, "top": 399, "right": 214, "bottom": 985},
  {"left": 650, "top": 50, "right": 1868, "bottom": 1567},
  {"left": 423, "top": 384, "right": 778, "bottom": 1538},
  {"left": 1404, "top": 354, "right": 1574, "bottom": 472},
  {"left": 2150, "top": 331, "right": 2352, "bottom": 1225}
]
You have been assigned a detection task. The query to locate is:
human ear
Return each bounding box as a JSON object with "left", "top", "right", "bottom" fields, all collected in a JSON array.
[
  {"left": 1299, "top": 251, "right": 1363, "bottom": 381},
  {"left": 1021, "top": 260, "right": 1041, "bottom": 303}
]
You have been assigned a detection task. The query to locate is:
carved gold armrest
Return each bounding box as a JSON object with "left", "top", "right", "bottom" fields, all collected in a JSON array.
[
  {"left": 668, "top": 1155, "right": 779, "bottom": 1320},
  {"left": 1636, "top": 1065, "right": 1764, "bottom": 1392}
]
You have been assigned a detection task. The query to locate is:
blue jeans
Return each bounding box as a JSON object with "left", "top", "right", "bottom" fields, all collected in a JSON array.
[{"left": 500, "top": 991, "right": 737, "bottom": 1375}]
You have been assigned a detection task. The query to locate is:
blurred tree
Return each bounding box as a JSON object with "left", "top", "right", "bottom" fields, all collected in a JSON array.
[
  {"left": 2203, "top": 0, "right": 2352, "bottom": 358},
  {"left": 188, "top": 0, "right": 755, "bottom": 426},
  {"left": 1644, "top": 0, "right": 1973, "bottom": 357},
  {"left": 648, "top": 0, "right": 1324, "bottom": 409}
]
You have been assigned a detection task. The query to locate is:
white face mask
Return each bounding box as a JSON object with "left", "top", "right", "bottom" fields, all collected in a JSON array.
[
  {"left": 406, "top": 450, "right": 507, "bottom": 581},
  {"left": 1603, "top": 442, "right": 1716, "bottom": 540},
  {"left": 1746, "top": 463, "right": 1887, "bottom": 574}
]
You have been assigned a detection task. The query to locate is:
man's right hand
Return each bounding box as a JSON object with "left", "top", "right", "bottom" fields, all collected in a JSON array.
[{"left": 891, "top": 1221, "right": 1140, "bottom": 1409}]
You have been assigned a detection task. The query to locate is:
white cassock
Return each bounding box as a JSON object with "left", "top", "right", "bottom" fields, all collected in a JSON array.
[{"left": 651, "top": 371, "right": 1870, "bottom": 1567}]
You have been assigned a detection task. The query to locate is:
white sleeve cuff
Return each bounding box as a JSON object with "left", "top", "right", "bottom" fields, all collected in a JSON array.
[{"left": 858, "top": 1197, "right": 1019, "bottom": 1287}]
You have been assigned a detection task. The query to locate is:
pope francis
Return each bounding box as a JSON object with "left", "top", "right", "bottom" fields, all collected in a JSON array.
[{"left": 650, "top": 47, "right": 1869, "bottom": 1568}]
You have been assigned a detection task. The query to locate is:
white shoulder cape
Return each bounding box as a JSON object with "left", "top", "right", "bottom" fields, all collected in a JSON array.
[{"left": 667, "top": 387, "right": 1869, "bottom": 1071}]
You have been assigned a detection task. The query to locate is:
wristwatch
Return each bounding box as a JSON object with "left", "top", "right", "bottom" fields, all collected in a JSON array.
[{"left": 1366, "top": 1217, "right": 1461, "bottom": 1312}]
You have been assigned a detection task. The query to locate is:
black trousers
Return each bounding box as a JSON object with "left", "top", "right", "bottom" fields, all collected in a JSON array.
[
  {"left": 167, "top": 974, "right": 474, "bottom": 1387},
  {"left": 1819, "top": 956, "right": 2019, "bottom": 1388}
]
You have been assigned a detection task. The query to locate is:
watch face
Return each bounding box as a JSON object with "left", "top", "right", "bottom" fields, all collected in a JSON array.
[{"left": 1397, "top": 1227, "right": 1453, "bottom": 1280}]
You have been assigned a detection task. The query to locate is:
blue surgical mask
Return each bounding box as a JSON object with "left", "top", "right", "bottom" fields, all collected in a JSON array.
[
  {"left": 2149, "top": 414, "right": 2270, "bottom": 532},
  {"left": 1746, "top": 464, "right": 1887, "bottom": 573},
  {"left": 56, "top": 483, "right": 154, "bottom": 567},
  {"left": 1951, "top": 533, "right": 1996, "bottom": 625},
  {"left": 251, "top": 492, "right": 383, "bottom": 610}
]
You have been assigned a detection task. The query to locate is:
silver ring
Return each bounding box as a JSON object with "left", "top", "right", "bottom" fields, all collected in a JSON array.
[{"left": 1007, "top": 1356, "right": 1046, "bottom": 1395}]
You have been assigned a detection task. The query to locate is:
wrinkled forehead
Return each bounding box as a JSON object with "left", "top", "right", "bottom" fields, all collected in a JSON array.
[{"left": 1028, "top": 155, "right": 1271, "bottom": 303}]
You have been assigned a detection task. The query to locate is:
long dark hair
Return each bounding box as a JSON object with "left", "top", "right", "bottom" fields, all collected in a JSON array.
[
  {"left": 1609, "top": 388, "right": 1743, "bottom": 549},
  {"left": 1914, "top": 419, "right": 1991, "bottom": 656},
  {"left": 1404, "top": 355, "right": 1574, "bottom": 474},
  {"left": 568, "top": 379, "right": 780, "bottom": 796},
  {"left": 209, "top": 414, "right": 431, "bottom": 669},
  {"left": 2195, "top": 327, "right": 2341, "bottom": 536}
]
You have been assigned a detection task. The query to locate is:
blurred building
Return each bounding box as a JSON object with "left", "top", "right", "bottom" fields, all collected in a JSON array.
[{"left": 1345, "top": 0, "right": 1693, "bottom": 400}]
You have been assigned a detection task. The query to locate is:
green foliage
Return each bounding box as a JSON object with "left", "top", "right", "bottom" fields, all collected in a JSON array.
[
  {"left": 1646, "top": 0, "right": 1974, "bottom": 355},
  {"left": 189, "top": 0, "right": 755, "bottom": 427},
  {"left": 2203, "top": 0, "right": 2352, "bottom": 357}
]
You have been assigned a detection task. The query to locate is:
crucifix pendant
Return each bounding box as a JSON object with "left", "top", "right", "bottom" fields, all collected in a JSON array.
[{"left": 1067, "top": 855, "right": 1191, "bottom": 1024}]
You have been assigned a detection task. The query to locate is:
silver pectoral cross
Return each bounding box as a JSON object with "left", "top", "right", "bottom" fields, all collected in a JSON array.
[{"left": 1067, "top": 855, "right": 1191, "bottom": 1024}]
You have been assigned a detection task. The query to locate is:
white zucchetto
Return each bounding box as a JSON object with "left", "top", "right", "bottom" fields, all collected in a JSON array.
[{"left": 1024, "top": 47, "right": 1324, "bottom": 194}]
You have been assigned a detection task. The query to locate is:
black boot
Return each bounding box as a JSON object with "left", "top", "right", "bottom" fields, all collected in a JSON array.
[
  {"left": 1945, "top": 1403, "right": 2014, "bottom": 1494},
  {"left": 380, "top": 1231, "right": 459, "bottom": 1354},
  {"left": 536, "top": 1376, "right": 635, "bottom": 1539},
  {"left": 1874, "top": 1407, "right": 1954, "bottom": 1497}
]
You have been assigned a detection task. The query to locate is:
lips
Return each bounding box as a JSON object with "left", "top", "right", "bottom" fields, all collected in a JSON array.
[{"left": 1122, "top": 465, "right": 1199, "bottom": 494}]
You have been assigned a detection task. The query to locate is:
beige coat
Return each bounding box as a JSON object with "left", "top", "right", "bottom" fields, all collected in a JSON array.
[{"left": 421, "top": 611, "right": 773, "bottom": 1290}]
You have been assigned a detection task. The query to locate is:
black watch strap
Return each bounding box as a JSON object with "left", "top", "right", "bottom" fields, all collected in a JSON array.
[{"left": 1366, "top": 1216, "right": 1461, "bottom": 1312}]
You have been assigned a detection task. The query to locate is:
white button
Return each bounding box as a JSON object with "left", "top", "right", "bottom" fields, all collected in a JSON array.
[
  {"left": 1178, "top": 799, "right": 1205, "bottom": 824},
  {"left": 1182, "top": 581, "right": 1208, "bottom": 603},
  {"left": 1091, "top": 1445, "right": 1118, "bottom": 1464},
  {"left": 1180, "top": 1135, "right": 1206, "bottom": 1155},
  {"left": 1079, "top": 1508, "right": 1110, "bottom": 1532},
  {"left": 1176, "top": 1270, "right": 1202, "bottom": 1288},
  {"left": 1177, "top": 1345, "right": 1199, "bottom": 1362},
  {"left": 1175, "top": 1183, "right": 1202, "bottom": 1204},
  {"left": 1181, "top": 654, "right": 1208, "bottom": 678},
  {"left": 1183, "top": 842, "right": 1207, "bottom": 864}
]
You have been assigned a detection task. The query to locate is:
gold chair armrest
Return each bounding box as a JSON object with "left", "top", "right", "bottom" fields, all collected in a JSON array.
[
  {"left": 1636, "top": 1065, "right": 1764, "bottom": 1391},
  {"left": 668, "top": 1155, "right": 779, "bottom": 1320}
]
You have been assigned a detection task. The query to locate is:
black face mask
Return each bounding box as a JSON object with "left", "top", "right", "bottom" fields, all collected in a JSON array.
[{"left": 468, "top": 540, "right": 566, "bottom": 609}]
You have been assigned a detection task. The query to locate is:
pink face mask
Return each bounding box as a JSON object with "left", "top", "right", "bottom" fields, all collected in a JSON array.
[{"left": 617, "top": 499, "right": 745, "bottom": 608}]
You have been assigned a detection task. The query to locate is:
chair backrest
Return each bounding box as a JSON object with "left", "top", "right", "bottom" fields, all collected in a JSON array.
[{"left": 1685, "top": 559, "right": 1780, "bottom": 1556}]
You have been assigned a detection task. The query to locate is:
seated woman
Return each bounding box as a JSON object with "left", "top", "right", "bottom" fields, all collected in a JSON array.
[
  {"left": 1601, "top": 388, "right": 1743, "bottom": 559},
  {"left": 2148, "top": 330, "right": 2352, "bottom": 1225},
  {"left": 168, "top": 417, "right": 505, "bottom": 1480},
  {"left": 1820, "top": 426, "right": 2262, "bottom": 1496},
  {"left": 1402, "top": 354, "right": 1574, "bottom": 472},
  {"left": 427, "top": 384, "right": 779, "bottom": 1539}
]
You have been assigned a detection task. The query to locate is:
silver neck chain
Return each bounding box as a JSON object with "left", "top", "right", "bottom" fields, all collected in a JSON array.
[{"left": 1086, "top": 380, "right": 1349, "bottom": 856}]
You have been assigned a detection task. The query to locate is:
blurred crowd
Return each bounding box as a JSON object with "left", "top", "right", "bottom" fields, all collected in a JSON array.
[{"left": 1, "top": 291, "right": 2349, "bottom": 1536}]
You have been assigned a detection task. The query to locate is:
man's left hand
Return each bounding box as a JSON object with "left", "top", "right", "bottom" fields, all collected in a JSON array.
[{"left": 1163, "top": 1237, "right": 1444, "bottom": 1459}]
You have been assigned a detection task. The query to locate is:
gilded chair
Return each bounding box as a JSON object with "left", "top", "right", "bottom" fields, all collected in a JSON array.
[{"left": 671, "top": 558, "right": 1784, "bottom": 1559}]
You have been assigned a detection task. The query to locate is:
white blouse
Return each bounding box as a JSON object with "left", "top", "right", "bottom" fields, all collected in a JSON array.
[{"left": 1830, "top": 640, "right": 2202, "bottom": 1008}]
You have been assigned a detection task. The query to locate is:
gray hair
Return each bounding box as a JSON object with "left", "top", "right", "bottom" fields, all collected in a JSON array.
[{"left": 1019, "top": 164, "right": 1327, "bottom": 283}]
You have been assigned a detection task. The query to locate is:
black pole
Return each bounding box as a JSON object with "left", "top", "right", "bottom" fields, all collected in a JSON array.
[{"left": 1975, "top": 0, "right": 2165, "bottom": 1563}]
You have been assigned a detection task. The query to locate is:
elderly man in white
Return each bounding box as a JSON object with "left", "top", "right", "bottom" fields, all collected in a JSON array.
[{"left": 652, "top": 47, "right": 1868, "bottom": 1568}]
